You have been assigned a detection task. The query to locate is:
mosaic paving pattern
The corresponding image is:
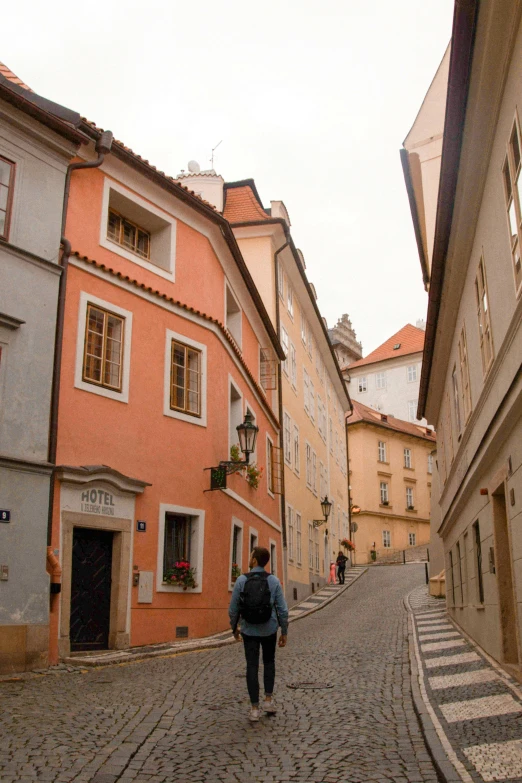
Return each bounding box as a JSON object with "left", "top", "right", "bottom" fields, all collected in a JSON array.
[
  {"left": 462, "top": 739, "right": 522, "bottom": 782},
  {"left": 408, "top": 584, "right": 522, "bottom": 783}
]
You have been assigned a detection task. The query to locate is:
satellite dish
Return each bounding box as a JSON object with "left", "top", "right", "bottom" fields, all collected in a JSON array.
[{"left": 187, "top": 160, "right": 201, "bottom": 174}]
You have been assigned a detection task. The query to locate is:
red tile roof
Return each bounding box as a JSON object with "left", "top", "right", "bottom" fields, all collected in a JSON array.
[
  {"left": 223, "top": 182, "right": 269, "bottom": 223},
  {"left": 0, "top": 62, "right": 32, "bottom": 91},
  {"left": 348, "top": 324, "right": 425, "bottom": 370},
  {"left": 348, "top": 400, "right": 436, "bottom": 441}
]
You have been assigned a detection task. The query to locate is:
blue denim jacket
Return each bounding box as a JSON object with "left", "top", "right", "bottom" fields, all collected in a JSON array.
[{"left": 229, "top": 566, "right": 289, "bottom": 637}]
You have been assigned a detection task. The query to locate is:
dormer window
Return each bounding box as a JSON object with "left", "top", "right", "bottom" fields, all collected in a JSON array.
[
  {"left": 108, "top": 209, "right": 150, "bottom": 259},
  {"left": 393, "top": 343, "right": 401, "bottom": 350}
]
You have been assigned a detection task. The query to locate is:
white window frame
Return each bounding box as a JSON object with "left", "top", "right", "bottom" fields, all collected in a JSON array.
[
  {"left": 225, "top": 282, "right": 242, "bottom": 350},
  {"left": 407, "top": 365, "right": 417, "bottom": 383},
  {"left": 358, "top": 376, "right": 367, "bottom": 393},
  {"left": 269, "top": 538, "right": 278, "bottom": 576},
  {"left": 378, "top": 440, "right": 386, "bottom": 463},
  {"left": 406, "top": 486, "right": 414, "bottom": 508},
  {"left": 312, "top": 450, "right": 317, "bottom": 496},
  {"left": 303, "top": 367, "right": 310, "bottom": 412},
  {"left": 376, "top": 372, "right": 386, "bottom": 389},
  {"left": 287, "top": 504, "right": 294, "bottom": 561},
  {"left": 287, "top": 285, "right": 294, "bottom": 319},
  {"left": 281, "top": 326, "right": 289, "bottom": 376},
  {"left": 382, "top": 530, "right": 391, "bottom": 548},
  {"left": 409, "top": 532, "right": 416, "bottom": 547},
  {"left": 249, "top": 527, "right": 259, "bottom": 554},
  {"left": 408, "top": 400, "right": 417, "bottom": 422},
  {"left": 278, "top": 264, "right": 285, "bottom": 301},
  {"left": 309, "top": 380, "right": 315, "bottom": 423},
  {"left": 283, "top": 410, "right": 292, "bottom": 466},
  {"left": 157, "top": 502, "right": 205, "bottom": 593},
  {"left": 163, "top": 329, "right": 208, "bottom": 426},
  {"left": 293, "top": 424, "right": 300, "bottom": 476},
  {"left": 228, "top": 377, "right": 244, "bottom": 453},
  {"left": 380, "top": 482, "right": 389, "bottom": 504},
  {"left": 266, "top": 434, "right": 275, "bottom": 497},
  {"left": 290, "top": 341, "right": 297, "bottom": 389},
  {"left": 308, "top": 522, "right": 314, "bottom": 569},
  {"left": 300, "top": 313, "right": 307, "bottom": 345},
  {"left": 295, "top": 512, "right": 302, "bottom": 566},
  {"left": 427, "top": 453, "right": 433, "bottom": 474},
  {"left": 75, "top": 291, "right": 133, "bottom": 404},
  {"left": 100, "top": 177, "right": 176, "bottom": 281},
  {"left": 404, "top": 448, "right": 412, "bottom": 468},
  {"left": 305, "top": 442, "right": 312, "bottom": 489}
]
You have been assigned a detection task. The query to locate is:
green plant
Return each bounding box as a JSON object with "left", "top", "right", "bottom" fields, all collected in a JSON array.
[
  {"left": 229, "top": 444, "right": 263, "bottom": 490},
  {"left": 341, "top": 538, "right": 355, "bottom": 552},
  {"left": 370, "top": 549, "right": 377, "bottom": 562},
  {"left": 163, "top": 560, "right": 197, "bottom": 590},
  {"left": 231, "top": 563, "right": 242, "bottom": 580},
  {"left": 230, "top": 444, "right": 242, "bottom": 463}
]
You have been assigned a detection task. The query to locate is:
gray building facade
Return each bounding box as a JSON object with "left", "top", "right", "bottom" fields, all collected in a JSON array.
[{"left": 0, "top": 66, "right": 82, "bottom": 673}]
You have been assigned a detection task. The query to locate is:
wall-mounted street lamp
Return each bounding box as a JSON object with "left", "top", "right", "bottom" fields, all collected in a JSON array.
[
  {"left": 205, "top": 412, "right": 259, "bottom": 491},
  {"left": 313, "top": 496, "right": 332, "bottom": 528}
]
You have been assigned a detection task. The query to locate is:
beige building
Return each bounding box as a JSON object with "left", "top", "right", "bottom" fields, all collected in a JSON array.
[
  {"left": 404, "top": 0, "right": 522, "bottom": 678},
  {"left": 175, "top": 172, "right": 352, "bottom": 604},
  {"left": 347, "top": 401, "right": 434, "bottom": 564}
]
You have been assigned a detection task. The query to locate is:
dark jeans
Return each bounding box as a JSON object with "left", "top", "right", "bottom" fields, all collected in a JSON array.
[
  {"left": 338, "top": 566, "right": 346, "bottom": 584},
  {"left": 242, "top": 633, "right": 277, "bottom": 705}
]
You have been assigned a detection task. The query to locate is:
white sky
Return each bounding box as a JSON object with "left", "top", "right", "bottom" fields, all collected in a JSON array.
[{"left": 3, "top": 0, "right": 454, "bottom": 354}]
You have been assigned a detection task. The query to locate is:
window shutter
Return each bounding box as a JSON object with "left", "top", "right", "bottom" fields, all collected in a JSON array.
[
  {"left": 271, "top": 446, "right": 283, "bottom": 495},
  {"left": 260, "top": 348, "right": 277, "bottom": 390}
]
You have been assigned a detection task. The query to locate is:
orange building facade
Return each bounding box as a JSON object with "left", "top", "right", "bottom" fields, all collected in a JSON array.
[{"left": 50, "top": 130, "right": 284, "bottom": 661}]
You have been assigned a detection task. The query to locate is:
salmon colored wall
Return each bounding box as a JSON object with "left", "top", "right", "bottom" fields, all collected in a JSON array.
[{"left": 53, "top": 162, "right": 282, "bottom": 651}]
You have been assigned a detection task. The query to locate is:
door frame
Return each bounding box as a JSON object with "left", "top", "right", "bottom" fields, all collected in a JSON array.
[{"left": 59, "top": 512, "right": 132, "bottom": 658}]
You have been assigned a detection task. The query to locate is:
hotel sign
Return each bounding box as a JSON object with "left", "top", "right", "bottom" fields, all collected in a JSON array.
[{"left": 80, "top": 488, "right": 116, "bottom": 516}]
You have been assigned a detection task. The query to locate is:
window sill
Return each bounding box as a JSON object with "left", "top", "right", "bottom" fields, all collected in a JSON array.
[
  {"left": 404, "top": 466, "right": 415, "bottom": 472},
  {"left": 379, "top": 504, "right": 392, "bottom": 509},
  {"left": 405, "top": 507, "right": 416, "bottom": 513}
]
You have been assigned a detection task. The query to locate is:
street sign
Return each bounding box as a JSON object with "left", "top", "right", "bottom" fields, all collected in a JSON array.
[
  {"left": 0, "top": 510, "right": 10, "bottom": 523},
  {"left": 137, "top": 520, "right": 146, "bottom": 532}
]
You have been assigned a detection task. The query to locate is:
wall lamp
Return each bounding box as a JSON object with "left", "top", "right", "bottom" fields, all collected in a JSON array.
[{"left": 313, "top": 496, "right": 332, "bottom": 528}]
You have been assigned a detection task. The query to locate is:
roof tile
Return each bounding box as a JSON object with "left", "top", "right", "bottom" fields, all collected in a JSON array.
[
  {"left": 348, "top": 324, "right": 425, "bottom": 370},
  {"left": 348, "top": 399, "right": 436, "bottom": 441},
  {"left": 223, "top": 185, "right": 270, "bottom": 222},
  {"left": 0, "top": 62, "right": 32, "bottom": 91}
]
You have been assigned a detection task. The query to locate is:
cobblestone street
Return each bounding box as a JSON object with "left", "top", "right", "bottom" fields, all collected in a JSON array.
[{"left": 1, "top": 566, "right": 440, "bottom": 783}]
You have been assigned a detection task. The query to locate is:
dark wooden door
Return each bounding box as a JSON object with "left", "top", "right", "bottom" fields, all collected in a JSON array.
[{"left": 70, "top": 527, "right": 113, "bottom": 651}]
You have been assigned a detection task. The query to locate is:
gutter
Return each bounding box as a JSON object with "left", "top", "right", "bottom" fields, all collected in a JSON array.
[
  {"left": 417, "top": 0, "right": 479, "bottom": 420},
  {"left": 78, "top": 123, "right": 284, "bottom": 362},
  {"left": 400, "top": 148, "right": 430, "bottom": 291},
  {"left": 46, "top": 131, "right": 114, "bottom": 548},
  {"left": 274, "top": 242, "right": 289, "bottom": 590}
]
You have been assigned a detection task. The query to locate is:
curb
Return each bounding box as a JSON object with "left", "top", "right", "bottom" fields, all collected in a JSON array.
[
  {"left": 55, "top": 567, "right": 369, "bottom": 670},
  {"left": 404, "top": 592, "right": 473, "bottom": 783}
]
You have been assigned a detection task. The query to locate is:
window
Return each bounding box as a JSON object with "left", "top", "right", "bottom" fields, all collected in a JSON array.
[
  {"left": 278, "top": 263, "right": 285, "bottom": 300},
  {"left": 329, "top": 418, "right": 334, "bottom": 454},
  {"left": 170, "top": 339, "right": 201, "bottom": 417},
  {"left": 406, "top": 487, "right": 414, "bottom": 508},
  {"left": 428, "top": 453, "right": 433, "bottom": 474},
  {"left": 296, "top": 513, "right": 302, "bottom": 565},
  {"left": 287, "top": 285, "right": 294, "bottom": 318},
  {"left": 458, "top": 326, "right": 472, "bottom": 422},
  {"left": 473, "top": 521, "right": 484, "bottom": 604},
  {"left": 0, "top": 156, "right": 15, "bottom": 240},
  {"left": 293, "top": 425, "right": 300, "bottom": 475},
  {"left": 335, "top": 432, "right": 339, "bottom": 464},
  {"left": 456, "top": 540, "right": 464, "bottom": 605},
  {"left": 250, "top": 531, "right": 258, "bottom": 552},
  {"left": 502, "top": 119, "right": 522, "bottom": 294},
  {"left": 231, "top": 524, "right": 243, "bottom": 581},
  {"left": 408, "top": 400, "right": 417, "bottom": 422},
  {"left": 300, "top": 314, "right": 307, "bottom": 345},
  {"left": 267, "top": 437, "right": 275, "bottom": 494},
  {"left": 407, "top": 365, "right": 418, "bottom": 383},
  {"left": 312, "top": 451, "right": 317, "bottom": 495},
  {"left": 380, "top": 482, "right": 389, "bottom": 504},
  {"left": 308, "top": 522, "right": 314, "bottom": 569},
  {"left": 270, "top": 543, "right": 277, "bottom": 575},
  {"left": 101, "top": 179, "right": 176, "bottom": 279},
  {"left": 404, "top": 448, "right": 412, "bottom": 468},
  {"left": 378, "top": 441, "right": 387, "bottom": 463},
  {"left": 319, "top": 461, "right": 326, "bottom": 499},
  {"left": 82, "top": 303, "right": 124, "bottom": 392},
  {"left": 290, "top": 342, "right": 297, "bottom": 388},
  {"left": 108, "top": 209, "right": 150, "bottom": 260},
  {"left": 451, "top": 366, "right": 462, "bottom": 435},
  {"left": 409, "top": 532, "right": 416, "bottom": 546},
  {"left": 164, "top": 513, "right": 191, "bottom": 577},
  {"left": 281, "top": 327, "right": 289, "bottom": 376},
  {"left": 449, "top": 549, "right": 456, "bottom": 606},
  {"left": 303, "top": 368, "right": 310, "bottom": 412},
  {"left": 307, "top": 329, "right": 313, "bottom": 358},
  {"left": 382, "top": 530, "right": 391, "bottom": 548},
  {"left": 283, "top": 412, "right": 292, "bottom": 466},
  {"left": 376, "top": 372, "right": 386, "bottom": 389},
  {"left": 358, "top": 376, "right": 367, "bottom": 393},
  {"left": 305, "top": 443, "right": 312, "bottom": 489},
  {"left": 287, "top": 506, "right": 294, "bottom": 560},
  {"left": 309, "top": 380, "right": 315, "bottom": 423},
  {"left": 229, "top": 381, "right": 243, "bottom": 451},
  {"left": 475, "top": 257, "right": 494, "bottom": 373},
  {"left": 314, "top": 527, "right": 320, "bottom": 571},
  {"left": 225, "top": 285, "right": 242, "bottom": 349}
]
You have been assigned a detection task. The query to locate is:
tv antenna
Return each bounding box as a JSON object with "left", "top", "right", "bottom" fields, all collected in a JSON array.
[{"left": 210, "top": 140, "right": 222, "bottom": 169}]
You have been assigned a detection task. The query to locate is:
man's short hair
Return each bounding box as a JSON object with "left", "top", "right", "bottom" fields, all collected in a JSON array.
[{"left": 252, "top": 546, "right": 270, "bottom": 567}]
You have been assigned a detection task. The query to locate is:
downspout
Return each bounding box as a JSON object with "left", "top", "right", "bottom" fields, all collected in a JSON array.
[
  {"left": 274, "top": 242, "right": 289, "bottom": 591},
  {"left": 46, "top": 131, "right": 114, "bottom": 553},
  {"left": 345, "top": 403, "right": 354, "bottom": 562}
]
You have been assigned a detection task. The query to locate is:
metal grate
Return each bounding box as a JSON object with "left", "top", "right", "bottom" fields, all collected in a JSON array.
[
  {"left": 176, "top": 626, "right": 189, "bottom": 638},
  {"left": 287, "top": 682, "right": 333, "bottom": 690}
]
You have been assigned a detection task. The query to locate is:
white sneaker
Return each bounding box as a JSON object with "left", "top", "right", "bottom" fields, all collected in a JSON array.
[
  {"left": 264, "top": 698, "right": 277, "bottom": 714},
  {"left": 249, "top": 706, "right": 260, "bottom": 722}
]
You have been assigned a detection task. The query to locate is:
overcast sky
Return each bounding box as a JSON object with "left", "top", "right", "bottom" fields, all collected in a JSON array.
[{"left": 3, "top": 0, "right": 454, "bottom": 354}]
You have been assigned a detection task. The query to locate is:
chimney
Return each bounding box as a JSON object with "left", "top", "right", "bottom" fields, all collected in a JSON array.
[{"left": 416, "top": 319, "right": 426, "bottom": 331}]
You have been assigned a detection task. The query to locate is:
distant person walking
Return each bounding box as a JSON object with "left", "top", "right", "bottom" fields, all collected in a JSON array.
[
  {"left": 327, "top": 561, "right": 337, "bottom": 584},
  {"left": 336, "top": 550, "right": 348, "bottom": 584},
  {"left": 229, "top": 547, "right": 289, "bottom": 722}
]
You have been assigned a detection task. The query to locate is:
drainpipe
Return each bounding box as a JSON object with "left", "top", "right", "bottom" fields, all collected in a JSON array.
[
  {"left": 46, "top": 131, "right": 114, "bottom": 551},
  {"left": 274, "top": 242, "right": 289, "bottom": 591},
  {"left": 345, "top": 402, "right": 354, "bottom": 563}
]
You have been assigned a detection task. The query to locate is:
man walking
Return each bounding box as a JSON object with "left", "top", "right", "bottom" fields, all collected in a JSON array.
[{"left": 229, "top": 546, "right": 289, "bottom": 722}]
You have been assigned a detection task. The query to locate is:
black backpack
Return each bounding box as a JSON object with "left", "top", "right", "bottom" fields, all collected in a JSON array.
[{"left": 239, "top": 571, "right": 273, "bottom": 624}]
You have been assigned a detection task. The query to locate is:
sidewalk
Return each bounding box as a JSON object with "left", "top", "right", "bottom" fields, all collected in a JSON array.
[
  {"left": 46, "top": 565, "right": 367, "bottom": 670},
  {"left": 406, "top": 585, "right": 522, "bottom": 783}
]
